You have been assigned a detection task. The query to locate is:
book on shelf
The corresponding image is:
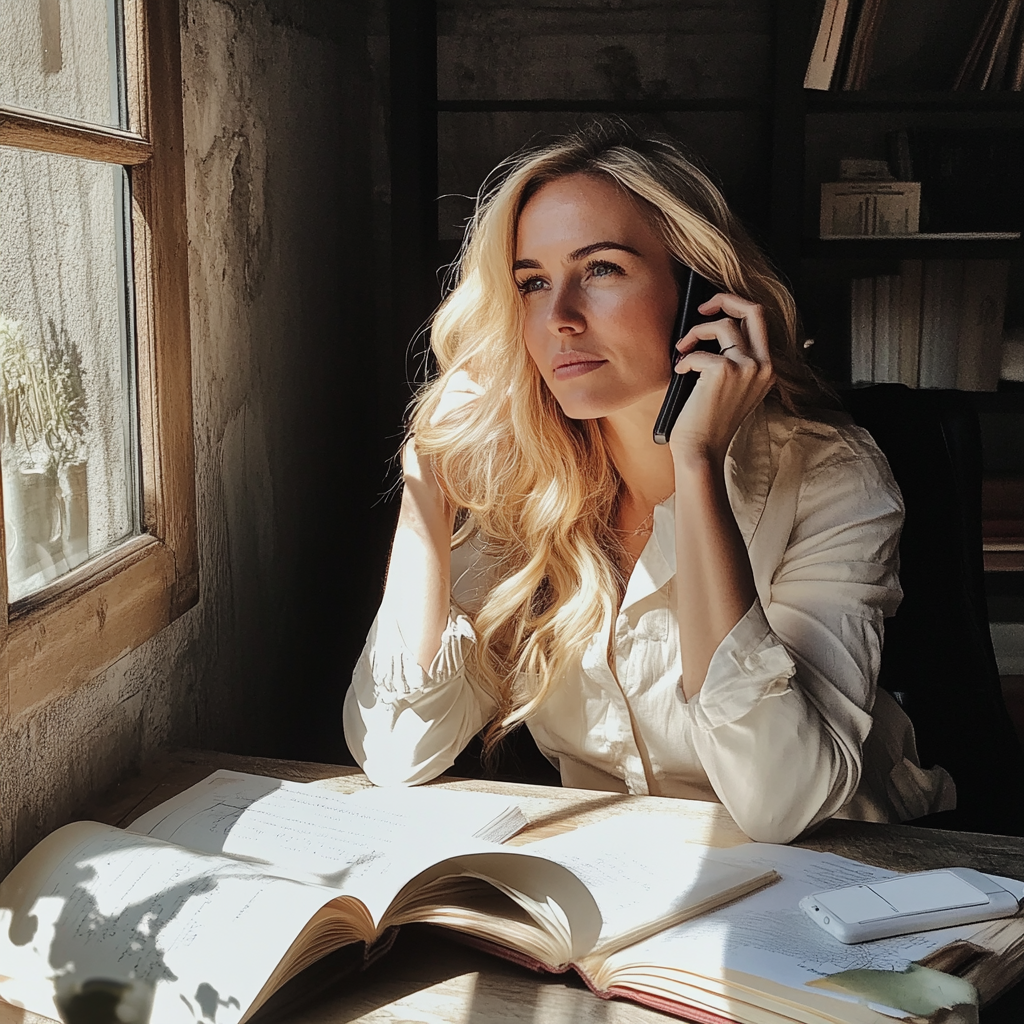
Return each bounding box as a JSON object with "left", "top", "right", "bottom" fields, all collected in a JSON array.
[
  {"left": 872, "top": 274, "right": 902, "bottom": 383},
  {"left": 804, "top": 0, "right": 1021, "bottom": 91},
  {"left": 955, "top": 0, "right": 1024, "bottom": 89},
  {"left": 919, "top": 260, "right": 963, "bottom": 387},
  {"left": 897, "top": 257, "right": 923, "bottom": 385},
  {"left": 958, "top": 259, "right": 1012, "bottom": 389},
  {"left": 849, "top": 259, "right": 1009, "bottom": 389},
  {"left": 839, "top": 0, "right": 886, "bottom": 90},
  {"left": 1, "top": 771, "right": 1024, "bottom": 1024},
  {"left": 851, "top": 271, "right": 912, "bottom": 385},
  {"left": 850, "top": 276, "right": 875, "bottom": 383},
  {"left": 803, "top": 0, "right": 853, "bottom": 90}
]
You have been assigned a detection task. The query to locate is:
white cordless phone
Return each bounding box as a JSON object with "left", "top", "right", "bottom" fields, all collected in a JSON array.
[{"left": 800, "top": 867, "right": 1023, "bottom": 944}]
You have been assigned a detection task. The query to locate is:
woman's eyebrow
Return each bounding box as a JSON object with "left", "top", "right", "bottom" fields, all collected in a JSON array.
[
  {"left": 567, "top": 241, "right": 641, "bottom": 262},
  {"left": 512, "top": 241, "right": 642, "bottom": 273}
]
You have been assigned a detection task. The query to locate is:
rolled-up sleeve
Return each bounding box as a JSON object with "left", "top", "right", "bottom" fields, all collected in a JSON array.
[
  {"left": 684, "top": 437, "right": 904, "bottom": 844},
  {"left": 343, "top": 610, "right": 498, "bottom": 786}
]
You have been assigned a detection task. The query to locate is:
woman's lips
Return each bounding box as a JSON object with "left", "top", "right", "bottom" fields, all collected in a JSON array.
[{"left": 553, "top": 358, "right": 607, "bottom": 380}]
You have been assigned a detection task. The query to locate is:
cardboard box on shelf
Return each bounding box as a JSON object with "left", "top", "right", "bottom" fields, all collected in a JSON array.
[{"left": 820, "top": 181, "right": 921, "bottom": 237}]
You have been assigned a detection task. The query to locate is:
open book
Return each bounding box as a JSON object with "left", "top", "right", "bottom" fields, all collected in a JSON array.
[
  {"left": 549, "top": 843, "right": 1024, "bottom": 1024},
  {"left": 0, "top": 771, "right": 775, "bottom": 1024}
]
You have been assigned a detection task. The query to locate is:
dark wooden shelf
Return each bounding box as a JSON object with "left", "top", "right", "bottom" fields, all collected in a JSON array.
[
  {"left": 804, "top": 90, "right": 1024, "bottom": 112},
  {"left": 802, "top": 237, "right": 1024, "bottom": 260},
  {"left": 435, "top": 98, "right": 771, "bottom": 113},
  {"left": 968, "top": 385, "right": 1024, "bottom": 414}
]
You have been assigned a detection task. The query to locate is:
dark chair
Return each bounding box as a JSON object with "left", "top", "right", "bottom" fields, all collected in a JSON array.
[{"left": 843, "top": 384, "right": 1024, "bottom": 836}]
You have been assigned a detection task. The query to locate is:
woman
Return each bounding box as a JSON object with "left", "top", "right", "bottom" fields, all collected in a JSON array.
[{"left": 344, "top": 124, "right": 954, "bottom": 843}]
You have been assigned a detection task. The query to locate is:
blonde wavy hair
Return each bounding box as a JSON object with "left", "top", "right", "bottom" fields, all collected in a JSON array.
[{"left": 409, "top": 122, "right": 831, "bottom": 753}]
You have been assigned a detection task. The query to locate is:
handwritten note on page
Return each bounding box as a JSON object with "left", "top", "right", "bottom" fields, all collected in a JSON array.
[{"left": 128, "top": 770, "right": 524, "bottom": 909}]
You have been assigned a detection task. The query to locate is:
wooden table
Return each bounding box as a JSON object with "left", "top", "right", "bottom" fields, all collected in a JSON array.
[{"left": 69, "top": 749, "right": 1024, "bottom": 1023}]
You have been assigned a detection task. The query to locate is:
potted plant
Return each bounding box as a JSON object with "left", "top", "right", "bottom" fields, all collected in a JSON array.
[{"left": 0, "top": 312, "right": 89, "bottom": 598}]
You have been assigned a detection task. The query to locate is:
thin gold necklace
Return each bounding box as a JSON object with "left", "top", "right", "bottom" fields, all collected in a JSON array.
[
  {"left": 613, "top": 493, "right": 672, "bottom": 538},
  {"left": 614, "top": 508, "right": 656, "bottom": 538}
]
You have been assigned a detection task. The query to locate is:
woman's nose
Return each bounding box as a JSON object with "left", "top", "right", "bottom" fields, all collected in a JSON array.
[{"left": 547, "top": 281, "right": 585, "bottom": 336}]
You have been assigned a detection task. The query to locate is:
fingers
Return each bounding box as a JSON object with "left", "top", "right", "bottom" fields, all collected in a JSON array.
[
  {"left": 675, "top": 294, "right": 772, "bottom": 369},
  {"left": 693, "top": 292, "right": 773, "bottom": 365},
  {"left": 672, "top": 293, "right": 774, "bottom": 411},
  {"left": 676, "top": 316, "right": 747, "bottom": 359},
  {"left": 446, "top": 368, "right": 485, "bottom": 397},
  {"left": 430, "top": 368, "right": 486, "bottom": 426}
]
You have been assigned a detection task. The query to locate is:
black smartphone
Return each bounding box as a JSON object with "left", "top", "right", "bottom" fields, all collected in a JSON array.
[{"left": 652, "top": 267, "right": 721, "bottom": 445}]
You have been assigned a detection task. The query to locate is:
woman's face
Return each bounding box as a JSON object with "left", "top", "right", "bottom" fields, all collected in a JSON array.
[{"left": 514, "top": 172, "right": 680, "bottom": 421}]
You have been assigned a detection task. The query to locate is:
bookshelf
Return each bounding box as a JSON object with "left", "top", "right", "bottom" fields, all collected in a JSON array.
[
  {"left": 770, "top": 0, "right": 1024, "bottom": 577},
  {"left": 770, "top": 0, "right": 1024, "bottom": 392}
]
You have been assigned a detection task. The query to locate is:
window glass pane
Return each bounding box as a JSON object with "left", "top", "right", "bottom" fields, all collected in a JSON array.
[
  {"left": 0, "top": 0, "right": 125, "bottom": 129},
  {"left": 0, "top": 147, "right": 138, "bottom": 601}
]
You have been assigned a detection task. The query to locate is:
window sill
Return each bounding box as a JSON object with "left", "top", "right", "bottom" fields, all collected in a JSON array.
[{"left": 5, "top": 534, "right": 196, "bottom": 720}]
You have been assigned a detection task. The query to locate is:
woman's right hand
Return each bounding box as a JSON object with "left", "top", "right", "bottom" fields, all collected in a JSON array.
[
  {"left": 429, "top": 368, "right": 485, "bottom": 427},
  {"left": 404, "top": 369, "right": 484, "bottom": 490}
]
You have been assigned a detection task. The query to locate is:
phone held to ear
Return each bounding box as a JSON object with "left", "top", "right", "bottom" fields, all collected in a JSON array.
[
  {"left": 653, "top": 267, "right": 722, "bottom": 445},
  {"left": 799, "top": 868, "right": 1024, "bottom": 944}
]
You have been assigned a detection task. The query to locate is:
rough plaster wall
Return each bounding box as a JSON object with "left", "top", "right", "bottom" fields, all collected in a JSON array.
[{"left": 0, "top": 0, "right": 382, "bottom": 875}]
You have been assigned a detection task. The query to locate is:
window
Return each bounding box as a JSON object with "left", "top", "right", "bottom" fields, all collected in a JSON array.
[{"left": 0, "top": 0, "right": 196, "bottom": 716}]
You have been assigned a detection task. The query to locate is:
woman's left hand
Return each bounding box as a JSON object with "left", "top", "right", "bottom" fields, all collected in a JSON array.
[{"left": 668, "top": 292, "right": 775, "bottom": 465}]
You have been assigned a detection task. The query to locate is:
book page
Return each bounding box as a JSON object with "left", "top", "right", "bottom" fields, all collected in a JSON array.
[
  {"left": 596, "top": 844, "right": 986, "bottom": 1015},
  {"left": 387, "top": 847, "right": 604, "bottom": 965},
  {"left": 128, "top": 771, "right": 523, "bottom": 894},
  {"left": 0, "top": 822, "right": 344, "bottom": 1024},
  {"left": 129, "top": 772, "right": 594, "bottom": 934},
  {"left": 522, "top": 815, "right": 775, "bottom": 956}
]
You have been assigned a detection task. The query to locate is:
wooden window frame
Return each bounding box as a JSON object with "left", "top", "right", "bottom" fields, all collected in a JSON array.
[{"left": 0, "top": 0, "right": 196, "bottom": 719}]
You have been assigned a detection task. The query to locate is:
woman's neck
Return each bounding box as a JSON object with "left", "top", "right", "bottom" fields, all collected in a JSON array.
[{"left": 600, "top": 396, "right": 676, "bottom": 512}]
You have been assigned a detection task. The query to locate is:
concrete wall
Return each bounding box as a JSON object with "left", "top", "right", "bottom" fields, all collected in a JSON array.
[{"left": 0, "top": 0, "right": 390, "bottom": 875}]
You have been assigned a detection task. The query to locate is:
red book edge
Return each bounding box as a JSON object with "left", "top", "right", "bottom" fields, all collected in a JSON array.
[{"left": 448, "top": 931, "right": 740, "bottom": 1024}]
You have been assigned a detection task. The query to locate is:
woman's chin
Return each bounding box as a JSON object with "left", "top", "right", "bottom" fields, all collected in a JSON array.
[
  {"left": 552, "top": 395, "right": 615, "bottom": 421},
  {"left": 552, "top": 385, "right": 666, "bottom": 423}
]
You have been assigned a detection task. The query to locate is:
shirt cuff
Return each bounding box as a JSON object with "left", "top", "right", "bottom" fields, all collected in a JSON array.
[
  {"left": 367, "top": 610, "right": 477, "bottom": 708},
  {"left": 686, "top": 598, "right": 796, "bottom": 730}
]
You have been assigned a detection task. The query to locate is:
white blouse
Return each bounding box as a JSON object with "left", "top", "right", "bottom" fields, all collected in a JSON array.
[{"left": 344, "top": 400, "right": 955, "bottom": 843}]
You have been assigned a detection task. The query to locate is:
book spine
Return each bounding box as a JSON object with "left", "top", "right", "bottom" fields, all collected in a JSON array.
[
  {"left": 804, "top": 0, "right": 851, "bottom": 90},
  {"left": 831, "top": 0, "right": 864, "bottom": 89},
  {"left": 987, "top": 0, "right": 1023, "bottom": 88},
  {"left": 872, "top": 275, "right": 891, "bottom": 382},
  {"left": 919, "top": 260, "right": 965, "bottom": 388},
  {"left": 887, "top": 128, "right": 914, "bottom": 180},
  {"left": 955, "top": 0, "right": 1006, "bottom": 88},
  {"left": 1012, "top": 7, "right": 1024, "bottom": 87},
  {"left": 956, "top": 259, "right": 1010, "bottom": 390},
  {"left": 883, "top": 274, "right": 902, "bottom": 383},
  {"left": 850, "top": 277, "right": 875, "bottom": 383},
  {"left": 897, "top": 260, "right": 923, "bottom": 386},
  {"left": 841, "top": 0, "right": 887, "bottom": 89}
]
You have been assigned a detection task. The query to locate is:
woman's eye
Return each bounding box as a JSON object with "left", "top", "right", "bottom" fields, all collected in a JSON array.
[
  {"left": 516, "top": 276, "right": 546, "bottom": 294},
  {"left": 587, "top": 260, "right": 623, "bottom": 280}
]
